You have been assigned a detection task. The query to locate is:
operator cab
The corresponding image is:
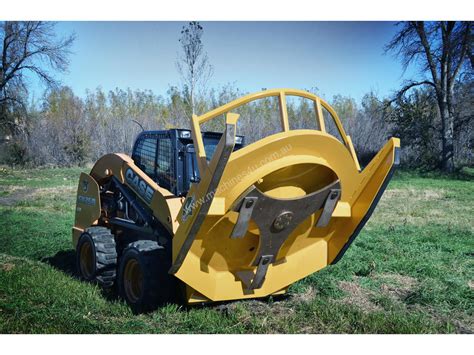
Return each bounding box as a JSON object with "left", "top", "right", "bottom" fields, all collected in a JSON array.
[{"left": 131, "top": 129, "right": 245, "bottom": 197}]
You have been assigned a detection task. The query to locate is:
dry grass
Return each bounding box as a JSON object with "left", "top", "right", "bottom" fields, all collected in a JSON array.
[
  {"left": 377, "top": 273, "right": 419, "bottom": 301},
  {"left": 383, "top": 188, "right": 446, "bottom": 200},
  {"left": 0, "top": 185, "right": 75, "bottom": 208},
  {"left": 291, "top": 286, "right": 317, "bottom": 303},
  {"left": 339, "top": 280, "right": 382, "bottom": 312},
  {"left": 0, "top": 186, "right": 35, "bottom": 206},
  {"left": 0, "top": 185, "right": 73, "bottom": 198},
  {"left": 371, "top": 186, "right": 473, "bottom": 231},
  {"left": 0, "top": 262, "right": 15, "bottom": 272}
]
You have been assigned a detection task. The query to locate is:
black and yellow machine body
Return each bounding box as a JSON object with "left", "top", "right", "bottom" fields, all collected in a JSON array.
[{"left": 73, "top": 89, "right": 400, "bottom": 309}]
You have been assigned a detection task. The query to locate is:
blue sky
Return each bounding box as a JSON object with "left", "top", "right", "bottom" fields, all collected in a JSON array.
[{"left": 36, "top": 21, "right": 419, "bottom": 102}]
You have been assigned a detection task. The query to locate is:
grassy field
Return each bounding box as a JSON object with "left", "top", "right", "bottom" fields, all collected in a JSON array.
[{"left": 0, "top": 166, "right": 473, "bottom": 334}]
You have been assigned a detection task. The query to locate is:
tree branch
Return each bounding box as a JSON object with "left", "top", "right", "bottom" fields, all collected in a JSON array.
[
  {"left": 415, "top": 21, "right": 441, "bottom": 88},
  {"left": 386, "top": 80, "right": 437, "bottom": 107},
  {"left": 451, "top": 22, "right": 471, "bottom": 87}
]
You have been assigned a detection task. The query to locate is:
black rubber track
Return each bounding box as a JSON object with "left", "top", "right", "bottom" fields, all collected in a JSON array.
[{"left": 76, "top": 226, "right": 118, "bottom": 287}]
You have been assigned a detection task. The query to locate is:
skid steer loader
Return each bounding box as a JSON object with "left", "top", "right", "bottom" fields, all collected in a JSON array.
[{"left": 73, "top": 89, "right": 400, "bottom": 312}]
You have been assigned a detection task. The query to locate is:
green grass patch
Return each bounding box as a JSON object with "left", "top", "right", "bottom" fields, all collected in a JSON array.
[
  {"left": 0, "top": 167, "right": 473, "bottom": 333},
  {"left": 0, "top": 166, "right": 85, "bottom": 188}
]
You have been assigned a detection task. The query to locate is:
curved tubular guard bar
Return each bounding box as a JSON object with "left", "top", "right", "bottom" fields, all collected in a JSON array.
[
  {"left": 189, "top": 89, "right": 359, "bottom": 175},
  {"left": 169, "top": 113, "right": 238, "bottom": 274}
]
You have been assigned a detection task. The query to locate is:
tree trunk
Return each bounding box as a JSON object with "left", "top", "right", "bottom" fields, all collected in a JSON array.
[
  {"left": 191, "top": 87, "right": 194, "bottom": 116},
  {"left": 439, "top": 99, "right": 455, "bottom": 172}
]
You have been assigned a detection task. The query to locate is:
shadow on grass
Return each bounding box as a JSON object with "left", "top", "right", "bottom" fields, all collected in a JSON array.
[
  {"left": 41, "top": 249, "right": 289, "bottom": 314},
  {"left": 41, "top": 249, "right": 119, "bottom": 302},
  {"left": 42, "top": 249, "right": 76, "bottom": 276}
]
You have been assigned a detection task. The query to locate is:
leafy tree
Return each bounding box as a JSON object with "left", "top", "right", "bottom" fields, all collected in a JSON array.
[
  {"left": 389, "top": 88, "right": 440, "bottom": 169},
  {"left": 0, "top": 21, "right": 75, "bottom": 137},
  {"left": 386, "top": 21, "right": 472, "bottom": 172},
  {"left": 42, "top": 87, "right": 89, "bottom": 166}
]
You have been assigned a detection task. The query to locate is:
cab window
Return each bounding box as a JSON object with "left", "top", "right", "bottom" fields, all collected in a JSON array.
[
  {"left": 133, "top": 137, "right": 157, "bottom": 177},
  {"left": 156, "top": 138, "right": 174, "bottom": 190}
]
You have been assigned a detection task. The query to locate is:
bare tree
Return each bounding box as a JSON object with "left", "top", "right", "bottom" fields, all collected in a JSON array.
[
  {"left": 386, "top": 21, "right": 472, "bottom": 172},
  {"left": 176, "top": 21, "right": 213, "bottom": 116},
  {"left": 0, "top": 21, "right": 75, "bottom": 135}
]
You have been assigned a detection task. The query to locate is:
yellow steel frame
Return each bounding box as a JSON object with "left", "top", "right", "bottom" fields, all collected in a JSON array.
[{"left": 191, "top": 88, "right": 360, "bottom": 173}]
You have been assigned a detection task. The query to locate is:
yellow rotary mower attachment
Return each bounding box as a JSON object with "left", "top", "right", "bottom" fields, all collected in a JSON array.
[{"left": 170, "top": 89, "right": 400, "bottom": 303}]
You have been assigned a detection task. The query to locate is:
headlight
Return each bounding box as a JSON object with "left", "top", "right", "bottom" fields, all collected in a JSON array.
[
  {"left": 235, "top": 136, "right": 243, "bottom": 145},
  {"left": 180, "top": 131, "right": 191, "bottom": 139}
]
